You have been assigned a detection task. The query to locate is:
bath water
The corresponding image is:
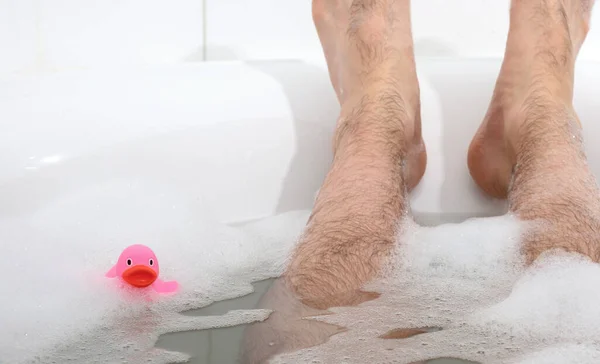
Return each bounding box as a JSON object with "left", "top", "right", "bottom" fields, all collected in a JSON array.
[{"left": 2, "top": 178, "right": 600, "bottom": 363}]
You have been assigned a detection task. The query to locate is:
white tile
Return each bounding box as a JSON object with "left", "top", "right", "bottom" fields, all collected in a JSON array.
[
  {"left": 37, "top": 0, "right": 204, "bottom": 69},
  {"left": 412, "top": 0, "right": 510, "bottom": 58},
  {"left": 0, "top": 0, "right": 37, "bottom": 73},
  {"left": 205, "top": 0, "right": 322, "bottom": 61},
  {"left": 4, "top": 0, "right": 600, "bottom": 73},
  {"left": 579, "top": 10, "right": 600, "bottom": 61}
]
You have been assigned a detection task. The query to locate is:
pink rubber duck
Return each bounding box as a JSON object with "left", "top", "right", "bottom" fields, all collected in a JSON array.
[{"left": 106, "top": 244, "right": 178, "bottom": 293}]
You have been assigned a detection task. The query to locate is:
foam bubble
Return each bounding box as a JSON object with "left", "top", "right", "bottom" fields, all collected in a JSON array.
[
  {"left": 510, "top": 344, "right": 600, "bottom": 364},
  {"left": 396, "top": 215, "right": 525, "bottom": 278},
  {"left": 274, "top": 214, "right": 600, "bottom": 364},
  {"left": 473, "top": 252, "right": 600, "bottom": 341},
  {"left": 0, "top": 178, "right": 309, "bottom": 363}
]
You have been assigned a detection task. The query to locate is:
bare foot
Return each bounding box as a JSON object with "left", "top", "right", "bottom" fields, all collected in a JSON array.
[
  {"left": 468, "top": 0, "right": 600, "bottom": 263},
  {"left": 468, "top": 0, "right": 592, "bottom": 199}
]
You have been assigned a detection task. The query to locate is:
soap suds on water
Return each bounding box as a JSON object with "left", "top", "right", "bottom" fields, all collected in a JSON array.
[
  {"left": 5, "top": 178, "right": 600, "bottom": 363},
  {"left": 510, "top": 344, "right": 600, "bottom": 364},
  {"left": 273, "top": 215, "right": 600, "bottom": 364},
  {"left": 0, "top": 179, "right": 309, "bottom": 363}
]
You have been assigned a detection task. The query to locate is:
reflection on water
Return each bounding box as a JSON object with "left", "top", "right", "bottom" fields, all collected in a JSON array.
[{"left": 380, "top": 327, "right": 443, "bottom": 339}]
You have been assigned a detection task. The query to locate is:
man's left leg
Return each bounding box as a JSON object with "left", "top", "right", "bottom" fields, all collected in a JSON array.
[{"left": 286, "top": 0, "right": 426, "bottom": 309}]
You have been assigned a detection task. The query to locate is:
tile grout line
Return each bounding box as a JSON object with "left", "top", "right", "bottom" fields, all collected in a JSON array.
[{"left": 202, "top": 0, "right": 208, "bottom": 61}]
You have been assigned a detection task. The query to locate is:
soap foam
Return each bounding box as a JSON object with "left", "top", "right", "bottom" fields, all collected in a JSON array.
[
  {"left": 6, "top": 178, "right": 600, "bottom": 364},
  {"left": 273, "top": 214, "right": 600, "bottom": 364},
  {"left": 474, "top": 252, "right": 600, "bottom": 341},
  {"left": 0, "top": 178, "right": 309, "bottom": 363},
  {"left": 510, "top": 344, "right": 600, "bottom": 364}
]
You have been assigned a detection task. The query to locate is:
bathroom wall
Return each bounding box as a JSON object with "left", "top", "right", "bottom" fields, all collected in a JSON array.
[{"left": 2, "top": 0, "right": 600, "bottom": 75}]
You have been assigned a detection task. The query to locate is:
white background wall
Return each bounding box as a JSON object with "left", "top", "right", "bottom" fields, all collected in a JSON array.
[{"left": 2, "top": 0, "right": 600, "bottom": 74}]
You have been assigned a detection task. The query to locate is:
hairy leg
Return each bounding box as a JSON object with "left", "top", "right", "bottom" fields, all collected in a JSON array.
[
  {"left": 242, "top": 1, "right": 425, "bottom": 362},
  {"left": 286, "top": 0, "right": 426, "bottom": 309},
  {"left": 468, "top": 0, "right": 600, "bottom": 262}
]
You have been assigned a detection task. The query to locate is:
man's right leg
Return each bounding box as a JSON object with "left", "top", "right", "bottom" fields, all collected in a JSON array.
[{"left": 468, "top": 0, "right": 600, "bottom": 263}]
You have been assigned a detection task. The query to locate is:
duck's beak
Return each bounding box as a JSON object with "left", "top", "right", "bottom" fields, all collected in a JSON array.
[{"left": 122, "top": 266, "right": 158, "bottom": 288}]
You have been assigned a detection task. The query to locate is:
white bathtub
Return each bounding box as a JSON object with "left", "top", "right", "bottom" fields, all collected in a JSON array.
[
  {"left": 2, "top": 58, "right": 600, "bottom": 225},
  {"left": 2, "top": 59, "right": 600, "bottom": 363}
]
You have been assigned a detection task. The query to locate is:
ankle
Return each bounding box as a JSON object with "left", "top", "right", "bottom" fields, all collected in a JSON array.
[
  {"left": 337, "top": 49, "right": 419, "bottom": 106},
  {"left": 505, "top": 99, "right": 579, "bottom": 157},
  {"left": 334, "top": 87, "right": 420, "bottom": 152}
]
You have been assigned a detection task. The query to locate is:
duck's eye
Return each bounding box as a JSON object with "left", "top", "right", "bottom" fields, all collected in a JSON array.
[
  {"left": 126, "top": 259, "right": 132, "bottom": 266},
  {"left": 149, "top": 259, "right": 154, "bottom": 266}
]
